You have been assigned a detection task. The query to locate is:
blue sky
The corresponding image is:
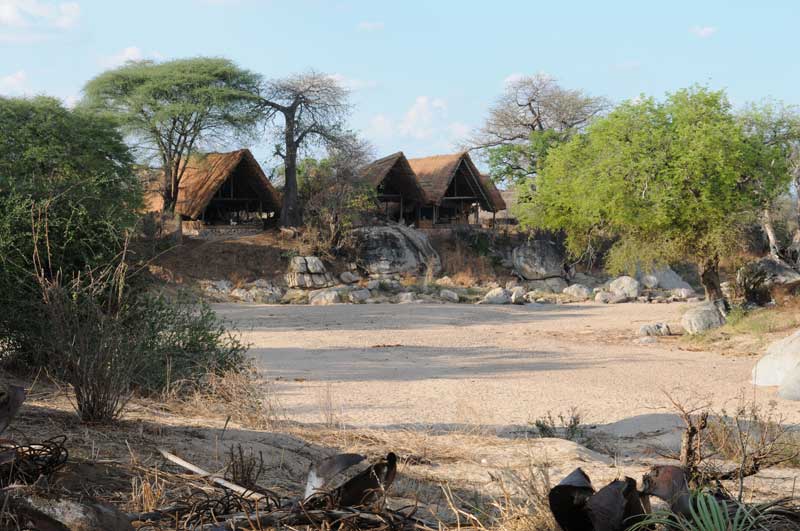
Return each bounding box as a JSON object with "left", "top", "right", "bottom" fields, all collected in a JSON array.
[{"left": 2, "top": 0, "right": 799, "bottom": 166}]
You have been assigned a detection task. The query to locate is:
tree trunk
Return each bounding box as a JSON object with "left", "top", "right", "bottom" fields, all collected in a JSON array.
[
  {"left": 280, "top": 116, "right": 302, "bottom": 227},
  {"left": 699, "top": 256, "right": 724, "bottom": 302},
  {"left": 789, "top": 175, "right": 800, "bottom": 265},
  {"left": 762, "top": 208, "right": 781, "bottom": 259}
]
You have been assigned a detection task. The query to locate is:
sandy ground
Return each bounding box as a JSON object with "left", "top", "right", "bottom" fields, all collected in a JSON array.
[{"left": 217, "top": 301, "right": 799, "bottom": 431}]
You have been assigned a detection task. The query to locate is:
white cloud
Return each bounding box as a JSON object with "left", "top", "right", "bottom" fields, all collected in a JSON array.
[
  {"left": 328, "top": 73, "right": 379, "bottom": 91},
  {"left": 366, "top": 114, "right": 393, "bottom": 139},
  {"left": 100, "top": 46, "right": 162, "bottom": 68},
  {"left": 62, "top": 93, "right": 78, "bottom": 108},
  {"left": 690, "top": 25, "right": 717, "bottom": 38},
  {"left": 399, "top": 96, "right": 447, "bottom": 140},
  {"left": 0, "top": 70, "right": 27, "bottom": 94},
  {"left": 447, "top": 121, "right": 470, "bottom": 142},
  {"left": 0, "top": 1, "right": 80, "bottom": 28},
  {"left": 357, "top": 20, "right": 384, "bottom": 32}
]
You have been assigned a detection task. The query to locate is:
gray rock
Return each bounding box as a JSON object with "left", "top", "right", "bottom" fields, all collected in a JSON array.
[
  {"left": 212, "top": 279, "right": 233, "bottom": 293},
  {"left": 609, "top": 276, "right": 641, "bottom": 298},
  {"left": 639, "top": 322, "right": 672, "bottom": 337},
  {"left": 252, "top": 279, "right": 272, "bottom": 289},
  {"left": 512, "top": 240, "right": 565, "bottom": 280},
  {"left": 595, "top": 291, "right": 614, "bottom": 304},
  {"left": 305, "top": 256, "right": 326, "bottom": 274},
  {"left": 281, "top": 288, "right": 309, "bottom": 304},
  {"left": 640, "top": 274, "right": 660, "bottom": 289},
  {"left": 608, "top": 294, "right": 630, "bottom": 304},
  {"left": 309, "top": 289, "right": 341, "bottom": 305},
  {"left": 563, "top": 284, "right": 592, "bottom": 301},
  {"left": 752, "top": 329, "right": 800, "bottom": 387},
  {"left": 366, "top": 279, "right": 381, "bottom": 290},
  {"left": 638, "top": 266, "right": 693, "bottom": 291},
  {"left": 351, "top": 223, "right": 441, "bottom": 276},
  {"left": 349, "top": 288, "right": 371, "bottom": 303},
  {"left": 572, "top": 272, "right": 604, "bottom": 288},
  {"left": 288, "top": 256, "right": 309, "bottom": 273},
  {"left": 778, "top": 364, "right": 800, "bottom": 401},
  {"left": 510, "top": 286, "right": 527, "bottom": 305},
  {"left": 397, "top": 292, "right": 416, "bottom": 304},
  {"left": 439, "top": 289, "right": 460, "bottom": 303},
  {"left": 672, "top": 288, "right": 696, "bottom": 300},
  {"left": 482, "top": 287, "right": 512, "bottom": 305},
  {"left": 681, "top": 303, "right": 725, "bottom": 334},
  {"left": 634, "top": 336, "right": 658, "bottom": 345},
  {"left": 230, "top": 288, "right": 255, "bottom": 302},
  {"left": 339, "top": 271, "right": 360, "bottom": 284},
  {"left": 10, "top": 491, "right": 134, "bottom": 531},
  {"left": 251, "top": 287, "right": 283, "bottom": 304},
  {"left": 744, "top": 256, "right": 800, "bottom": 288}
]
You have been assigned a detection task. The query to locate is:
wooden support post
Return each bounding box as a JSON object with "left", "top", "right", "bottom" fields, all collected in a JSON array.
[{"left": 399, "top": 196, "right": 404, "bottom": 223}]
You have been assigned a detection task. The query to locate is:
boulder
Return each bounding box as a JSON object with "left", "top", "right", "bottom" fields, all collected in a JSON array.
[
  {"left": 778, "top": 364, "right": 800, "bottom": 401},
  {"left": 609, "top": 276, "right": 641, "bottom": 299},
  {"left": 309, "top": 289, "right": 341, "bottom": 305},
  {"left": 595, "top": 291, "right": 614, "bottom": 304},
  {"left": 681, "top": 303, "right": 725, "bottom": 334},
  {"left": 511, "top": 240, "right": 565, "bottom": 281},
  {"left": 482, "top": 287, "right": 512, "bottom": 305},
  {"left": 230, "top": 288, "right": 255, "bottom": 302},
  {"left": 251, "top": 287, "right": 283, "bottom": 304},
  {"left": 212, "top": 279, "right": 233, "bottom": 293},
  {"left": 285, "top": 272, "right": 335, "bottom": 289},
  {"left": 349, "top": 288, "right": 371, "bottom": 304},
  {"left": 672, "top": 288, "right": 696, "bottom": 300},
  {"left": 339, "top": 271, "right": 360, "bottom": 284},
  {"left": 305, "top": 256, "right": 326, "bottom": 274},
  {"left": 351, "top": 224, "right": 441, "bottom": 276},
  {"left": 397, "top": 292, "right": 416, "bottom": 304},
  {"left": 439, "top": 289, "right": 460, "bottom": 303},
  {"left": 752, "top": 329, "right": 800, "bottom": 387},
  {"left": 563, "top": 284, "right": 592, "bottom": 301},
  {"left": 744, "top": 257, "right": 800, "bottom": 288},
  {"left": 10, "top": 490, "right": 134, "bottom": 531},
  {"left": 281, "top": 288, "right": 309, "bottom": 305},
  {"left": 608, "top": 294, "right": 630, "bottom": 304},
  {"left": 572, "top": 272, "right": 604, "bottom": 288},
  {"left": 510, "top": 286, "right": 527, "bottom": 305},
  {"left": 639, "top": 322, "right": 671, "bottom": 337},
  {"left": 638, "top": 266, "right": 693, "bottom": 291},
  {"left": 527, "top": 277, "right": 569, "bottom": 293},
  {"left": 288, "top": 256, "right": 309, "bottom": 273}
]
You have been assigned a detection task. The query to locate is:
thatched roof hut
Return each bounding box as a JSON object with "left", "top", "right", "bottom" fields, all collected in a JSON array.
[
  {"left": 360, "top": 151, "right": 425, "bottom": 202},
  {"left": 407, "top": 152, "right": 506, "bottom": 212},
  {"left": 145, "top": 149, "right": 281, "bottom": 222}
]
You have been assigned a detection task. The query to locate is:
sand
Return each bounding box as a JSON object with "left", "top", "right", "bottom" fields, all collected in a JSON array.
[{"left": 216, "top": 300, "right": 799, "bottom": 432}]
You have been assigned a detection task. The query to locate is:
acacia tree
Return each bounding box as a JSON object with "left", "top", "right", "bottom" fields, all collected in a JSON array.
[
  {"left": 467, "top": 73, "right": 608, "bottom": 186},
  {"left": 82, "top": 57, "right": 261, "bottom": 215},
  {"left": 522, "top": 87, "right": 791, "bottom": 301},
  {"left": 257, "top": 72, "right": 350, "bottom": 227},
  {"left": 739, "top": 102, "right": 800, "bottom": 260}
]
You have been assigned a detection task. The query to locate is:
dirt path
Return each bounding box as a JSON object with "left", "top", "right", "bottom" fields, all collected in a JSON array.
[{"left": 216, "top": 301, "right": 798, "bottom": 433}]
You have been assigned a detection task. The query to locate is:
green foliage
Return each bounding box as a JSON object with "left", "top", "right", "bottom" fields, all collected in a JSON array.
[
  {"left": 520, "top": 87, "right": 792, "bottom": 279},
  {"left": 0, "top": 96, "right": 141, "bottom": 352},
  {"left": 487, "top": 129, "right": 566, "bottom": 186},
  {"left": 82, "top": 57, "right": 261, "bottom": 212}
]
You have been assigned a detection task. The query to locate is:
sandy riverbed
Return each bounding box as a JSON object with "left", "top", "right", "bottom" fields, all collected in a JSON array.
[{"left": 216, "top": 301, "right": 799, "bottom": 432}]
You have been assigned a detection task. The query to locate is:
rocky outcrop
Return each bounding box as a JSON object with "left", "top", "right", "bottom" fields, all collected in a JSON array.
[
  {"left": 309, "top": 288, "right": 342, "bottom": 305},
  {"left": 352, "top": 224, "right": 441, "bottom": 276},
  {"left": 349, "top": 288, "right": 371, "bottom": 303},
  {"left": 778, "top": 365, "right": 800, "bottom": 401},
  {"left": 639, "top": 322, "right": 671, "bottom": 337},
  {"left": 512, "top": 240, "right": 565, "bottom": 281},
  {"left": 510, "top": 286, "right": 527, "bottom": 305},
  {"left": 743, "top": 256, "right": 800, "bottom": 288},
  {"left": 285, "top": 256, "right": 335, "bottom": 288},
  {"left": 637, "top": 266, "right": 693, "bottom": 291},
  {"left": 681, "top": 303, "right": 725, "bottom": 334}
]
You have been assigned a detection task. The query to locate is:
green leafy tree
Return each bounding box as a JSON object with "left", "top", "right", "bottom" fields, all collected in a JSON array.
[
  {"left": 82, "top": 57, "right": 262, "bottom": 215},
  {"left": 520, "top": 87, "right": 791, "bottom": 300},
  {"left": 0, "top": 96, "right": 141, "bottom": 352}
]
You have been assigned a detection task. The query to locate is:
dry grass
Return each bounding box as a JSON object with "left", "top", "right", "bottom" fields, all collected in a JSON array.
[
  {"left": 129, "top": 468, "right": 169, "bottom": 513},
  {"left": 438, "top": 240, "right": 497, "bottom": 287},
  {"left": 317, "top": 382, "right": 341, "bottom": 429}
]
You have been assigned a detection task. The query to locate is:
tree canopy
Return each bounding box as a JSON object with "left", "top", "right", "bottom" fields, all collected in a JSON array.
[
  {"left": 81, "top": 57, "right": 261, "bottom": 214},
  {"left": 520, "top": 86, "right": 792, "bottom": 299}
]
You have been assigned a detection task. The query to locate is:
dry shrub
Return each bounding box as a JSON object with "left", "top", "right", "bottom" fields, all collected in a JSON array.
[
  {"left": 196, "top": 368, "right": 284, "bottom": 430},
  {"left": 439, "top": 240, "right": 495, "bottom": 286},
  {"left": 225, "top": 443, "right": 266, "bottom": 491},
  {"left": 440, "top": 456, "right": 556, "bottom": 531},
  {"left": 129, "top": 469, "right": 168, "bottom": 513},
  {"left": 317, "top": 382, "right": 340, "bottom": 428}
]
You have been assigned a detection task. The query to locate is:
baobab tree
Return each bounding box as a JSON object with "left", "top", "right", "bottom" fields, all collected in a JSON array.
[
  {"left": 467, "top": 73, "right": 608, "bottom": 186},
  {"left": 258, "top": 72, "right": 350, "bottom": 227}
]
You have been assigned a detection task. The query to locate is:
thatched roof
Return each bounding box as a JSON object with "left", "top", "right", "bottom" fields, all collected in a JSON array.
[
  {"left": 407, "top": 152, "right": 506, "bottom": 212},
  {"left": 480, "top": 188, "right": 516, "bottom": 220},
  {"left": 360, "top": 152, "right": 425, "bottom": 201},
  {"left": 144, "top": 149, "right": 281, "bottom": 219}
]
